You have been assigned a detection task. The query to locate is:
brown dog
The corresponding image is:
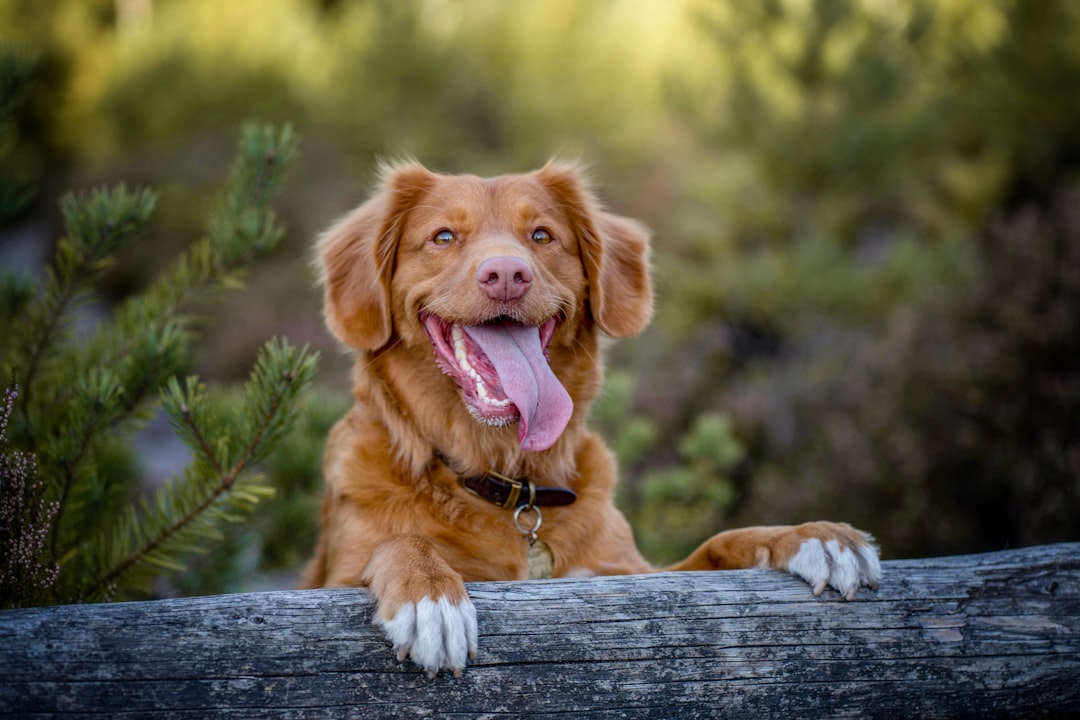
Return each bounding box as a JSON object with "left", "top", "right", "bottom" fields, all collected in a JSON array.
[{"left": 303, "top": 160, "right": 880, "bottom": 677}]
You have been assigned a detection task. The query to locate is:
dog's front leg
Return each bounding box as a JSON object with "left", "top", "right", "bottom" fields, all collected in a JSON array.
[
  {"left": 670, "top": 522, "right": 882, "bottom": 600},
  {"left": 361, "top": 535, "right": 478, "bottom": 678}
]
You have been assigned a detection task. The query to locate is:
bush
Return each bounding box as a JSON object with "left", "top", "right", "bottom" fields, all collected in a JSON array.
[{"left": 0, "top": 55, "right": 318, "bottom": 606}]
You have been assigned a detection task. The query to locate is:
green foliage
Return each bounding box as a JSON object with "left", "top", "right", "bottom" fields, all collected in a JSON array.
[
  {"left": 590, "top": 370, "right": 660, "bottom": 467},
  {"left": 0, "top": 100, "right": 317, "bottom": 605},
  {"left": 593, "top": 372, "right": 744, "bottom": 565},
  {"left": 0, "top": 48, "right": 36, "bottom": 221},
  {"left": 79, "top": 339, "right": 317, "bottom": 601},
  {"left": 634, "top": 413, "right": 743, "bottom": 565},
  {"left": 651, "top": 0, "right": 1080, "bottom": 556},
  {"left": 662, "top": 0, "right": 992, "bottom": 333},
  {"left": 167, "top": 385, "right": 349, "bottom": 596},
  {"left": 4, "top": 0, "right": 1080, "bottom": 563},
  {"left": 766, "top": 190, "right": 1080, "bottom": 557}
]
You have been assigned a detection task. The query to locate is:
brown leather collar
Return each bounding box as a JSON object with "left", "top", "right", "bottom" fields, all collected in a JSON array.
[
  {"left": 436, "top": 452, "right": 577, "bottom": 510},
  {"left": 460, "top": 470, "right": 577, "bottom": 510}
]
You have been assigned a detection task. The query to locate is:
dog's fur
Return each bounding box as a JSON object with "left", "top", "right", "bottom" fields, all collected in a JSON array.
[{"left": 303, "top": 160, "right": 881, "bottom": 677}]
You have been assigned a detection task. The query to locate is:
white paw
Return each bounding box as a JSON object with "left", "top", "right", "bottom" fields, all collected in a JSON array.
[
  {"left": 786, "top": 537, "right": 881, "bottom": 600},
  {"left": 374, "top": 596, "right": 479, "bottom": 677}
]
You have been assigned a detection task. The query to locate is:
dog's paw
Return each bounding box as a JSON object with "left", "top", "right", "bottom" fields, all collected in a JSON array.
[
  {"left": 373, "top": 595, "right": 479, "bottom": 678},
  {"left": 781, "top": 522, "right": 881, "bottom": 600}
]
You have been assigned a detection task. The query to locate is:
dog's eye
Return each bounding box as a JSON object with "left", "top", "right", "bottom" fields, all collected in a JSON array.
[
  {"left": 432, "top": 230, "right": 456, "bottom": 246},
  {"left": 531, "top": 228, "right": 554, "bottom": 245}
]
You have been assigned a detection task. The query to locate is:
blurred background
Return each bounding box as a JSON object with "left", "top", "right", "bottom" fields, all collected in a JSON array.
[{"left": 2, "top": 0, "right": 1078, "bottom": 593}]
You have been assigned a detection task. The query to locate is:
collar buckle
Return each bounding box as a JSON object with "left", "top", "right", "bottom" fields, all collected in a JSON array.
[{"left": 484, "top": 470, "right": 536, "bottom": 510}]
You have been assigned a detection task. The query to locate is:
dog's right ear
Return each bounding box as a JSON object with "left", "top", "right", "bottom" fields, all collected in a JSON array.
[
  {"left": 535, "top": 160, "right": 653, "bottom": 338},
  {"left": 316, "top": 161, "right": 434, "bottom": 350}
]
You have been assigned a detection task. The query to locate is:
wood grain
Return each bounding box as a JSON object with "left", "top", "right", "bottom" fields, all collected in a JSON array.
[{"left": 1, "top": 543, "right": 1078, "bottom": 719}]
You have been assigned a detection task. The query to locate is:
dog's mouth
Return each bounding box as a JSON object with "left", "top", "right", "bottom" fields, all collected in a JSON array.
[{"left": 421, "top": 314, "right": 573, "bottom": 452}]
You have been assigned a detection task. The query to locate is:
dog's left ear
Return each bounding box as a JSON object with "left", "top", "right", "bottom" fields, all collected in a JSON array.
[{"left": 536, "top": 161, "right": 653, "bottom": 338}]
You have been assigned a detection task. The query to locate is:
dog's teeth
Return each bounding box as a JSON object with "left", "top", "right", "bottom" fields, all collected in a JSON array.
[
  {"left": 452, "top": 325, "right": 471, "bottom": 371},
  {"left": 452, "top": 323, "right": 510, "bottom": 408},
  {"left": 477, "top": 381, "right": 511, "bottom": 407},
  {"left": 477, "top": 383, "right": 507, "bottom": 406}
]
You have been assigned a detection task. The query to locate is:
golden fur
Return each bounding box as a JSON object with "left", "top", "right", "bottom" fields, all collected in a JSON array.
[{"left": 303, "top": 160, "right": 880, "bottom": 677}]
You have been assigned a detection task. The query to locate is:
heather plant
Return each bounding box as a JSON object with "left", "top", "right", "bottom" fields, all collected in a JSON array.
[{"left": 0, "top": 384, "right": 59, "bottom": 607}]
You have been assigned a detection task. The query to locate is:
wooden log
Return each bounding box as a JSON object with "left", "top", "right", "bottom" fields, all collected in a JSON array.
[{"left": 1, "top": 543, "right": 1078, "bottom": 719}]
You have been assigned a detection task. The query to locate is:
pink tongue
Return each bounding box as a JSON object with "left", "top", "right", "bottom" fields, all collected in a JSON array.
[{"left": 462, "top": 322, "right": 573, "bottom": 452}]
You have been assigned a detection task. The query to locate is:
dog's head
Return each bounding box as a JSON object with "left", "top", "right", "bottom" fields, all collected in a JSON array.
[{"left": 317, "top": 160, "right": 652, "bottom": 452}]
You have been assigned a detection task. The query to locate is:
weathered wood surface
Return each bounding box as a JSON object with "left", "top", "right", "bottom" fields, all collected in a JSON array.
[{"left": 1, "top": 543, "right": 1078, "bottom": 719}]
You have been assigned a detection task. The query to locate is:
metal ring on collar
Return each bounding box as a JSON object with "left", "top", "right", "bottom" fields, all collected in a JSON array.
[{"left": 512, "top": 504, "right": 542, "bottom": 537}]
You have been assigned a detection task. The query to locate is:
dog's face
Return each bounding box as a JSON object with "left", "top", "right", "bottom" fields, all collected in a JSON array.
[{"left": 317, "top": 160, "right": 652, "bottom": 452}]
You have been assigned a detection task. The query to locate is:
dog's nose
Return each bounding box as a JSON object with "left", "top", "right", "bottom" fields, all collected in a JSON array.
[{"left": 476, "top": 256, "right": 533, "bottom": 302}]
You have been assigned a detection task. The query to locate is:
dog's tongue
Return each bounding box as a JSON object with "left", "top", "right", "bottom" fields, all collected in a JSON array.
[{"left": 462, "top": 322, "right": 573, "bottom": 452}]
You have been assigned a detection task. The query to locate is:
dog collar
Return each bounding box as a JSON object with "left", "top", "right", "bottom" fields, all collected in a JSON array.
[
  {"left": 459, "top": 470, "right": 577, "bottom": 510},
  {"left": 435, "top": 452, "right": 577, "bottom": 510}
]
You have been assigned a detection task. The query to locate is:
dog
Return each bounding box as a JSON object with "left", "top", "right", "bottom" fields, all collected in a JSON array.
[{"left": 302, "top": 160, "right": 881, "bottom": 677}]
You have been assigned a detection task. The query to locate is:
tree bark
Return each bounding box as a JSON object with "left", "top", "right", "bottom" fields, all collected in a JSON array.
[{"left": 1, "top": 543, "right": 1078, "bottom": 719}]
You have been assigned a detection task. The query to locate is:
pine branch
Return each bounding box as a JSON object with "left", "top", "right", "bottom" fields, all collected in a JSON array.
[
  {"left": 28, "top": 126, "right": 297, "bottom": 566},
  {"left": 75, "top": 124, "right": 298, "bottom": 382},
  {"left": 79, "top": 339, "right": 318, "bottom": 602},
  {"left": 39, "top": 323, "right": 189, "bottom": 570},
  {"left": 14, "top": 187, "right": 156, "bottom": 447},
  {"left": 23, "top": 123, "right": 297, "bottom": 429},
  {"left": 166, "top": 376, "right": 225, "bottom": 478},
  {"left": 45, "top": 370, "right": 123, "bottom": 564},
  {"left": 208, "top": 125, "right": 294, "bottom": 265},
  {"left": 114, "top": 323, "right": 184, "bottom": 416},
  {"left": 2, "top": 113, "right": 311, "bottom": 606}
]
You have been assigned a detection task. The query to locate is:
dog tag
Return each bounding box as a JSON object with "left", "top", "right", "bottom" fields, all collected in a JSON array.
[{"left": 527, "top": 541, "right": 554, "bottom": 580}]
